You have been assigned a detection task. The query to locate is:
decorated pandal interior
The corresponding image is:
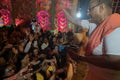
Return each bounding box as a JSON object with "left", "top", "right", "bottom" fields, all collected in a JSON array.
[{"left": 0, "top": 0, "right": 120, "bottom": 80}]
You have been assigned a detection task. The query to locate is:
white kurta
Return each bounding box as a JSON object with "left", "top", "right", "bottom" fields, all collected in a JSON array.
[{"left": 81, "top": 20, "right": 120, "bottom": 80}]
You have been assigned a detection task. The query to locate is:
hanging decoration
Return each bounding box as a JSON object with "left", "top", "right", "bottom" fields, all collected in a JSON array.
[
  {"left": 37, "top": 10, "right": 50, "bottom": 31},
  {"left": 57, "top": 11, "right": 68, "bottom": 32},
  {"left": 0, "top": 9, "right": 11, "bottom": 26}
]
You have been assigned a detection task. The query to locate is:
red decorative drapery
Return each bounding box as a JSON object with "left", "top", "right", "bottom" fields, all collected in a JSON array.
[
  {"left": 0, "top": 9, "right": 11, "bottom": 26},
  {"left": 37, "top": 10, "right": 51, "bottom": 31},
  {"left": 57, "top": 11, "right": 68, "bottom": 32}
]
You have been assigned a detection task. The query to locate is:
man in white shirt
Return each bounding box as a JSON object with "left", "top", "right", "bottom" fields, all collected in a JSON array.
[{"left": 62, "top": 0, "right": 120, "bottom": 80}]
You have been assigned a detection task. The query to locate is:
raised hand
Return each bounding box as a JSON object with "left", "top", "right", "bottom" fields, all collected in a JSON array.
[{"left": 29, "top": 34, "right": 34, "bottom": 42}]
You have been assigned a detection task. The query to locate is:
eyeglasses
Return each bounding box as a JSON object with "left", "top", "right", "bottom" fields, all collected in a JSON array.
[
  {"left": 88, "top": 0, "right": 102, "bottom": 11},
  {"left": 88, "top": 3, "right": 102, "bottom": 11}
]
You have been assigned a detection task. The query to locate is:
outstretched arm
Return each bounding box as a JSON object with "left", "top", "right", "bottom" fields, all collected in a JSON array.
[
  {"left": 81, "top": 55, "right": 120, "bottom": 70},
  {"left": 69, "top": 51, "right": 120, "bottom": 70},
  {"left": 68, "top": 28, "right": 120, "bottom": 70},
  {"left": 61, "top": 6, "right": 83, "bottom": 30}
]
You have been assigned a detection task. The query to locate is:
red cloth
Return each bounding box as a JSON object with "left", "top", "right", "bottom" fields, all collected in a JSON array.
[{"left": 86, "top": 13, "right": 120, "bottom": 55}]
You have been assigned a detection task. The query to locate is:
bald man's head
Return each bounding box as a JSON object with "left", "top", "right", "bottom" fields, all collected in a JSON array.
[
  {"left": 88, "top": 0, "right": 112, "bottom": 24},
  {"left": 90, "top": 0, "right": 112, "bottom": 9}
]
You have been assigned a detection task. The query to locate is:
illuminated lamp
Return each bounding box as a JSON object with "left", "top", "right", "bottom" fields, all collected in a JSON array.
[
  {"left": 76, "top": 11, "right": 81, "bottom": 18},
  {"left": 15, "top": 18, "right": 24, "bottom": 27}
]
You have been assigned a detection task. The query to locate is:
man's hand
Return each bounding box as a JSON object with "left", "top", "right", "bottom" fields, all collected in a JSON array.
[
  {"left": 66, "top": 47, "right": 81, "bottom": 62},
  {"left": 69, "top": 52, "right": 81, "bottom": 62},
  {"left": 29, "top": 34, "right": 34, "bottom": 42}
]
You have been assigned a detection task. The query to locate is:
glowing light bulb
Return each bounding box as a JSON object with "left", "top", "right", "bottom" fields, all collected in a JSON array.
[{"left": 76, "top": 12, "right": 81, "bottom": 18}]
